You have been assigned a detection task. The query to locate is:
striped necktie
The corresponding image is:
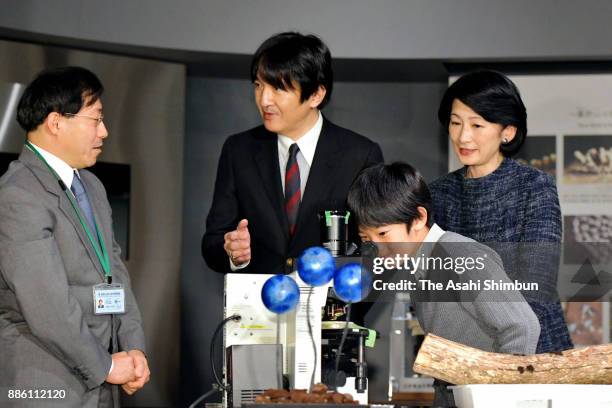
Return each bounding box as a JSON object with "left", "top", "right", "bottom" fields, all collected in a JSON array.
[{"left": 285, "top": 143, "right": 301, "bottom": 236}]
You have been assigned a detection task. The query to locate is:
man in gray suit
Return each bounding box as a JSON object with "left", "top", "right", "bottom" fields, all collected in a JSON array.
[{"left": 0, "top": 67, "right": 149, "bottom": 407}]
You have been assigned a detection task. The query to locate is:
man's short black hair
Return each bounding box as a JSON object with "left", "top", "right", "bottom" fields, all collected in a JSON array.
[
  {"left": 17, "top": 66, "right": 103, "bottom": 132},
  {"left": 347, "top": 162, "right": 433, "bottom": 230},
  {"left": 437, "top": 70, "right": 527, "bottom": 157},
  {"left": 250, "top": 31, "right": 333, "bottom": 109}
]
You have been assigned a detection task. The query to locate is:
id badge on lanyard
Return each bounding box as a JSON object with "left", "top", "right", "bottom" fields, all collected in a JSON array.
[{"left": 93, "top": 283, "right": 125, "bottom": 315}]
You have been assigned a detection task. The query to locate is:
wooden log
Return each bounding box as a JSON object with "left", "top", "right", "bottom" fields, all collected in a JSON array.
[{"left": 413, "top": 333, "right": 612, "bottom": 385}]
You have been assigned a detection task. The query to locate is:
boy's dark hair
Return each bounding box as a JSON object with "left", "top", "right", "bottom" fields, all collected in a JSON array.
[
  {"left": 437, "top": 70, "right": 527, "bottom": 157},
  {"left": 250, "top": 31, "right": 333, "bottom": 109},
  {"left": 17, "top": 66, "right": 103, "bottom": 132},
  {"left": 347, "top": 162, "right": 433, "bottom": 230}
]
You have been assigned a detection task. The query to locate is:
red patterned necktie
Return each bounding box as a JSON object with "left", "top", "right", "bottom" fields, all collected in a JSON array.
[{"left": 285, "top": 143, "right": 301, "bottom": 236}]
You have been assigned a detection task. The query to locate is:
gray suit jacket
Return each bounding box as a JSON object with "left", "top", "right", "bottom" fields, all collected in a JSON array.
[
  {"left": 0, "top": 147, "right": 145, "bottom": 407},
  {"left": 414, "top": 231, "right": 540, "bottom": 355}
]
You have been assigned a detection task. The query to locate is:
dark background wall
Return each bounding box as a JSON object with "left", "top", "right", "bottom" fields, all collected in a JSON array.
[{"left": 2, "top": 0, "right": 612, "bottom": 61}]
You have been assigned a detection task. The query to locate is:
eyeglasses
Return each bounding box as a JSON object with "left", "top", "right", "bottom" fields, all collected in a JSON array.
[{"left": 63, "top": 113, "right": 105, "bottom": 126}]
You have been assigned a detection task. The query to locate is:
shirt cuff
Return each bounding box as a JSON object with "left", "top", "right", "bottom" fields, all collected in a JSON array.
[
  {"left": 229, "top": 257, "right": 249, "bottom": 271},
  {"left": 109, "top": 360, "right": 114, "bottom": 375}
]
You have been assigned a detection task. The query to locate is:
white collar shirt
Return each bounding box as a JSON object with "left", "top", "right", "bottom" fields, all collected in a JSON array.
[
  {"left": 28, "top": 142, "right": 79, "bottom": 193},
  {"left": 277, "top": 111, "right": 323, "bottom": 195}
]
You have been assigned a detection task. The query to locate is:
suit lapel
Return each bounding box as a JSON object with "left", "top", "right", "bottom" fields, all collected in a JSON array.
[
  {"left": 58, "top": 194, "right": 107, "bottom": 279},
  {"left": 252, "top": 129, "right": 290, "bottom": 240},
  {"left": 20, "top": 148, "right": 107, "bottom": 279},
  {"left": 292, "top": 119, "right": 341, "bottom": 243}
]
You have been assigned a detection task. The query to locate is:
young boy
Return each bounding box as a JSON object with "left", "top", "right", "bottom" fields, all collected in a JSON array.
[{"left": 347, "top": 162, "right": 540, "bottom": 405}]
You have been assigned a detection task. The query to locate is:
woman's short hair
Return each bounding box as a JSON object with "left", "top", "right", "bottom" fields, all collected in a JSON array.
[
  {"left": 347, "top": 162, "right": 433, "bottom": 230},
  {"left": 437, "top": 70, "right": 527, "bottom": 157}
]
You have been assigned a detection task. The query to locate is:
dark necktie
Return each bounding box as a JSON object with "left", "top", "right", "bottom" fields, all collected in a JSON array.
[
  {"left": 70, "top": 171, "right": 98, "bottom": 238},
  {"left": 285, "top": 143, "right": 301, "bottom": 236}
]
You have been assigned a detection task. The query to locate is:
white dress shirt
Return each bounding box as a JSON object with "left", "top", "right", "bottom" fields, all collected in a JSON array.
[
  {"left": 423, "top": 223, "right": 446, "bottom": 244},
  {"left": 277, "top": 110, "right": 323, "bottom": 195},
  {"left": 28, "top": 142, "right": 79, "bottom": 193}
]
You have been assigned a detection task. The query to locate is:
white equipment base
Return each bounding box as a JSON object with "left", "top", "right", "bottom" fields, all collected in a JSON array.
[{"left": 451, "top": 384, "right": 612, "bottom": 408}]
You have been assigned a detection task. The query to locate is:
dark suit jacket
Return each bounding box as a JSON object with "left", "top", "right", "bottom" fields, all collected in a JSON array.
[
  {"left": 0, "top": 147, "right": 145, "bottom": 408},
  {"left": 202, "top": 118, "right": 383, "bottom": 274}
]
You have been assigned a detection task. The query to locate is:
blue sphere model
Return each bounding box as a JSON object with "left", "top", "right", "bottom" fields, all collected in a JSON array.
[
  {"left": 261, "top": 275, "right": 300, "bottom": 314},
  {"left": 297, "top": 246, "right": 335, "bottom": 286},
  {"left": 333, "top": 263, "right": 372, "bottom": 303}
]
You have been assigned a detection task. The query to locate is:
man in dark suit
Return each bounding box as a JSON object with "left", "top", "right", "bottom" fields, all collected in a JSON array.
[
  {"left": 0, "top": 67, "right": 149, "bottom": 407},
  {"left": 202, "top": 32, "right": 383, "bottom": 275}
]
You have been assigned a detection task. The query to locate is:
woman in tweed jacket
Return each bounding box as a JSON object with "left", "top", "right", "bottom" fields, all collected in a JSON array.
[{"left": 429, "top": 70, "right": 573, "bottom": 353}]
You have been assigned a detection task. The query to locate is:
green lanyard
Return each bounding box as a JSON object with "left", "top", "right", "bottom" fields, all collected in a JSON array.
[{"left": 25, "top": 141, "right": 112, "bottom": 283}]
